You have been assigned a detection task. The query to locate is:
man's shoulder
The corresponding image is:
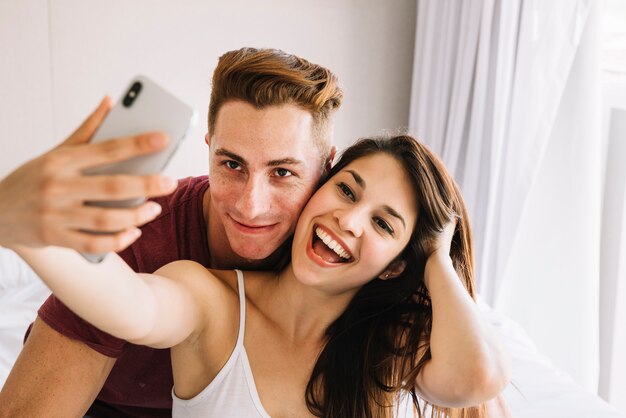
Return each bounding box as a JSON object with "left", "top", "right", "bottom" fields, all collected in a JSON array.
[
  {"left": 150, "top": 175, "right": 209, "bottom": 212},
  {"left": 119, "top": 175, "right": 211, "bottom": 273}
]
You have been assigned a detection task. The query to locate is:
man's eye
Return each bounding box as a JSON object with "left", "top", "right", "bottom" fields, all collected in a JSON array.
[
  {"left": 225, "top": 161, "right": 241, "bottom": 170},
  {"left": 274, "top": 168, "right": 293, "bottom": 177},
  {"left": 337, "top": 182, "right": 355, "bottom": 201},
  {"left": 374, "top": 217, "right": 394, "bottom": 235}
]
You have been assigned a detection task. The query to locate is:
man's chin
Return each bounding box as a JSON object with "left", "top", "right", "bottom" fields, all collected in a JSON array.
[
  {"left": 232, "top": 241, "right": 278, "bottom": 261},
  {"left": 230, "top": 236, "right": 292, "bottom": 269},
  {"left": 238, "top": 250, "right": 273, "bottom": 262}
]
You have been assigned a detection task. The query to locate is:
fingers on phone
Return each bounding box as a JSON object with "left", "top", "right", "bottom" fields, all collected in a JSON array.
[
  {"left": 68, "top": 132, "right": 169, "bottom": 171},
  {"left": 64, "top": 97, "right": 113, "bottom": 146},
  {"left": 65, "top": 203, "right": 162, "bottom": 233},
  {"left": 65, "top": 228, "right": 143, "bottom": 254},
  {"left": 62, "top": 174, "right": 176, "bottom": 201}
]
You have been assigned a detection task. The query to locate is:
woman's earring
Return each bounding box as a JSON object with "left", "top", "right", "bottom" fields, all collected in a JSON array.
[{"left": 384, "top": 272, "right": 390, "bottom": 279}]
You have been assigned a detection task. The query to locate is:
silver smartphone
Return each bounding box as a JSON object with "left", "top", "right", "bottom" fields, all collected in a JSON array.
[{"left": 81, "top": 75, "right": 197, "bottom": 263}]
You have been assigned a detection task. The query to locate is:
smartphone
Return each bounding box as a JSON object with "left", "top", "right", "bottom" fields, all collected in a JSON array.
[{"left": 81, "top": 75, "right": 197, "bottom": 263}]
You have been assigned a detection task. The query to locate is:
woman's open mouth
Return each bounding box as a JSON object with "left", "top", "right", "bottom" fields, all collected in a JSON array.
[{"left": 310, "top": 225, "right": 353, "bottom": 264}]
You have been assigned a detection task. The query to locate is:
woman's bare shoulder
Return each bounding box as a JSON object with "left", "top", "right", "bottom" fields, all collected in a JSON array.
[{"left": 153, "top": 262, "right": 239, "bottom": 305}]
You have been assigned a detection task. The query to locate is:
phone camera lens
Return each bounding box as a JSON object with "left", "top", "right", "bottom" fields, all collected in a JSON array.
[{"left": 123, "top": 81, "right": 143, "bottom": 107}]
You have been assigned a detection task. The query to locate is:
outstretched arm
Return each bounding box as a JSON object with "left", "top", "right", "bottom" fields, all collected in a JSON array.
[
  {"left": 10, "top": 245, "right": 209, "bottom": 349},
  {"left": 415, "top": 222, "right": 511, "bottom": 408}
]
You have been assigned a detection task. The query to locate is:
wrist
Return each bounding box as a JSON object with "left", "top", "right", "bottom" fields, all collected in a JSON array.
[{"left": 424, "top": 250, "right": 454, "bottom": 289}]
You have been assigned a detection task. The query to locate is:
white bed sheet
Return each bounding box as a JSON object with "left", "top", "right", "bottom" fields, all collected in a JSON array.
[
  {"left": 481, "top": 301, "right": 623, "bottom": 417},
  {"left": 0, "top": 248, "right": 623, "bottom": 416},
  {"left": 0, "top": 248, "right": 50, "bottom": 387}
]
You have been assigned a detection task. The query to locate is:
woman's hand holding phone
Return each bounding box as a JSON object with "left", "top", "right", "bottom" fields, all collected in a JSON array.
[
  {"left": 78, "top": 76, "right": 197, "bottom": 262},
  {"left": 0, "top": 97, "right": 178, "bottom": 254}
]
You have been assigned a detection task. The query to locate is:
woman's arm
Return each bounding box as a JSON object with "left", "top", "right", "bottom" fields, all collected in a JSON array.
[
  {"left": 415, "top": 224, "right": 511, "bottom": 408},
  {"left": 10, "top": 245, "right": 213, "bottom": 348}
]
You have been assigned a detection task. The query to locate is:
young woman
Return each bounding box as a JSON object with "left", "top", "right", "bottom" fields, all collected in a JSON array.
[{"left": 11, "top": 135, "right": 510, "bottom": 417}]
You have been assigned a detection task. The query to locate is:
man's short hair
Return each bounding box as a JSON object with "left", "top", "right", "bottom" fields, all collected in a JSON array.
[{"left": 208, "top": 47, "right": 343, "bottom": 161}]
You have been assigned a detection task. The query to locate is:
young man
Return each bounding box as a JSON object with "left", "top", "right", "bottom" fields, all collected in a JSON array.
[{"left": 0, "top": 47, "right": 343, "bottom": 417}]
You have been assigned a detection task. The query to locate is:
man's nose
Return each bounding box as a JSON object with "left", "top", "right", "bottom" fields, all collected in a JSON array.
[{"left": 235, "top": 175, "right": 271, "bottom": 220}]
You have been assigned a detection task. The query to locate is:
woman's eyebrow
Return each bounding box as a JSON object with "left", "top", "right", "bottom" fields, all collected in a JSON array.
[
  {"left": 346, "top": 170, "right": 365, "bottom": 188},
  {"left": 346, "top": 169, "right": 406, "bottom": 229},
  {"left": 383, "top": 205, "right": 406, "bottom": 230}
]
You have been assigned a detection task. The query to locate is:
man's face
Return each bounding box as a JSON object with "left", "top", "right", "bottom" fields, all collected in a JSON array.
[{"left": 207, "top": 100, "right": 330, "bottom": 262}]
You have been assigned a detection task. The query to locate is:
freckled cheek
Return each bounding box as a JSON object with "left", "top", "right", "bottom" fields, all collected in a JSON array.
[
  {"left": 209, "top": 174, "right": 244, "bottom": 209},
  {"left": 277, "top": 191, "right": 314, "bottom": 229}
]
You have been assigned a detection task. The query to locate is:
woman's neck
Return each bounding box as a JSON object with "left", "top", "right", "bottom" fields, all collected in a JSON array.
[{"left": 254, "top": 265, "right": 356, "bottom": 345}]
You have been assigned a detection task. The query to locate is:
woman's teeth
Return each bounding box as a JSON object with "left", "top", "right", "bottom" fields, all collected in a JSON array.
[{"left": 315, "top": 227, "right": 351, "bottom": 260}]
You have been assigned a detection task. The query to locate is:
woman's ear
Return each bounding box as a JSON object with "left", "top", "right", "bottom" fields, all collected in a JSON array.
[{"left": 378, "top": 259, "right": 407, "bottom": 280}]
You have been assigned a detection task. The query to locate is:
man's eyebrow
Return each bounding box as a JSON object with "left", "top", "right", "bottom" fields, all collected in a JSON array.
[
  {"left": 383, "top": 205, "right": 406, "bottom": 230},
  {"left": 215, "top": 149, "right": 246, "bottom": 164},
  {"left": 268, "top": 158, "right": 303, "bottom": 167},
  {"left": 346, "top": 169, "right": 406, "bottom": 229},
  {"left": 214, "top": 149, "right": 302, "bottom": 167}
]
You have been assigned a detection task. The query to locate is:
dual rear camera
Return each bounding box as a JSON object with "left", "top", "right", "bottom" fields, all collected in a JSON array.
[{"left": 122, "top": 81, "right": 142, "bottom": 107}]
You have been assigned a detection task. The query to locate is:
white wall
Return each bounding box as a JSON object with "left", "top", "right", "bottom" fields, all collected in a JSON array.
[
  {"left": 599, "top": 80, "right": 626, "bottom": 413},
  {"left": 0, "top": 0, "right": 416, "bottom": 179}
]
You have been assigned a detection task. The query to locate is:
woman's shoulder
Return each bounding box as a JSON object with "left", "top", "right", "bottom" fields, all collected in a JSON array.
[{"left": 153, "top": 261, "right": 240, "bottom": 305}]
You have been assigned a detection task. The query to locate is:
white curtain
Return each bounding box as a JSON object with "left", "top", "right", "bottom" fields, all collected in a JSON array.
[
  {"left": 409, "top": 0, "right": 606, "bottom": 396},
  {"left": 496, "top": 4, "right": 602, "bottom": 390},
  {"left": 409, "top": 0, "right": 593, "bottom": 305}
]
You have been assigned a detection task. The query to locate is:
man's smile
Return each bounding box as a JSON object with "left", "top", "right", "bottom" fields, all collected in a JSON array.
[{"left": 228, "top": 214, "right": 279, "bottom": 234}]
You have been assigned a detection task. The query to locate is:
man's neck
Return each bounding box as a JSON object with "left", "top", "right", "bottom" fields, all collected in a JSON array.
[
  {"left": 209, "top": 242, "right": 290, "bottom": 271},
  {"left": 202, "top": 188, "right": 289, "bottom": 271}
]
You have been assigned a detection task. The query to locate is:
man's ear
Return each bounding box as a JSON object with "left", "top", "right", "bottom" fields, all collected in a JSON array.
[
  {"left": 205, "top": 133, "right": 211, "bottom": 147},
  {"left": 324, "top": 146, "right": 337, "bottom": 174},
  {"left": 378, "top": 258, "right": 407, "bottom": 280}
]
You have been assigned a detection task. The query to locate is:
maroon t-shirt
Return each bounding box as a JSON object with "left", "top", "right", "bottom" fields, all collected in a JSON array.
[{"left": 35, "top": 176, "right": 211, "bottom": 418}]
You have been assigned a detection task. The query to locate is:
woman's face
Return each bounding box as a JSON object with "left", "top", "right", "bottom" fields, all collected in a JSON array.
[{"left": 291, "top": 152, "right": 418, "bottom": 294}]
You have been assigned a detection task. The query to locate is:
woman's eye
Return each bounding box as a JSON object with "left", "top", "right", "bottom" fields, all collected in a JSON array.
[
  {"left": 374, "top": 217, "right": 394, "bottom": 235},
  {"left": 338, "top": 182, "right": 355, "bottom": 201},
  {"left": 225, "top": 161, "right": 241, "bottom": 170},
  {"left": 274, "top": 168, "right": 293, "bottom": 177}
]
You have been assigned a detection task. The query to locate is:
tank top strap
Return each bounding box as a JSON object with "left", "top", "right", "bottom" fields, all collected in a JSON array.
[{"left": 234, "top": 269, "right": 246, "bottom": 348}]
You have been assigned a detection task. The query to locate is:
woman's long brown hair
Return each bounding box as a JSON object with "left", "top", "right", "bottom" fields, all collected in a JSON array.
[{"left": 305, "top": 135, "right": 485, "bottom": 418}]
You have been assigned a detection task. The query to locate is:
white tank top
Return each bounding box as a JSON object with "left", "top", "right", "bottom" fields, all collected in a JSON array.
[{"left": 172, "top": 270, "right": 271, "bottom": 418}]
